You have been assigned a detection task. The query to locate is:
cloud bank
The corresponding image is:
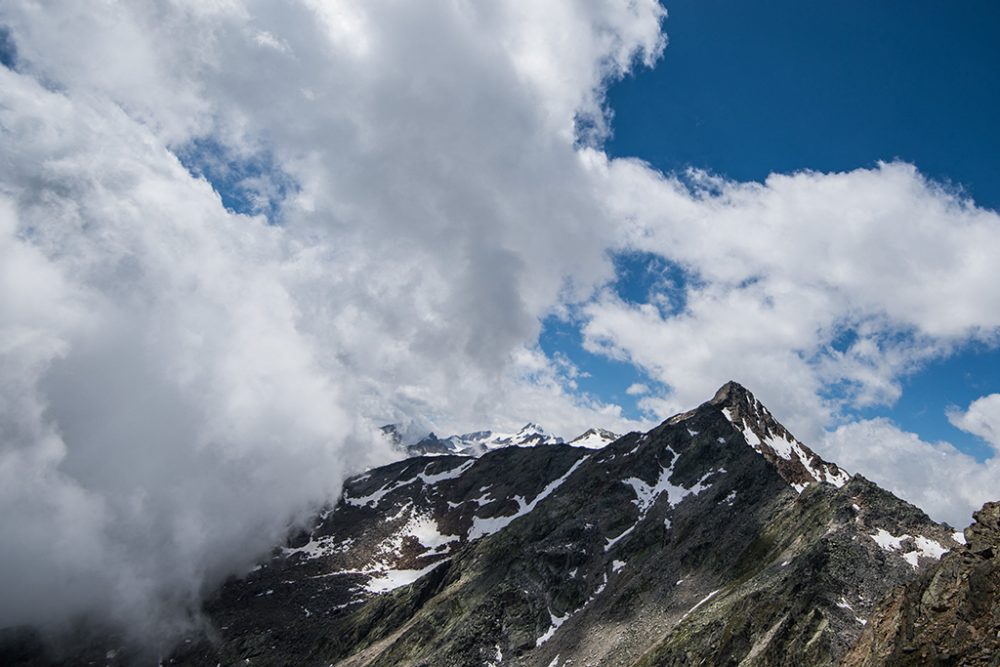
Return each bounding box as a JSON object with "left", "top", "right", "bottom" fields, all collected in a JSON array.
[
  {"left": 0, "top": 0, "right": 997, "bottom": 647},
  {"left": 0, "top": 0, "right": 664, "bottom": 644},
  {"left": 578, "top": 157, "right": 1000, "bottom": 525},
  {"left": 822, "top": 408, "right": 1000, "bottom": 528},
  {"left": 584, "top": 159, "right": 1000, "bottom": 433}
]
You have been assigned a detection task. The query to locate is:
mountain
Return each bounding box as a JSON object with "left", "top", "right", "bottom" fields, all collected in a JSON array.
[
  {"left": 568, "top": 427, "right": 621, "bottom": 449},
  {"left": 2, "top": 382, "right": 977, "bottom": 666},
  {"left": 403, "top": 423, "right": 565, "bottom": 457}
]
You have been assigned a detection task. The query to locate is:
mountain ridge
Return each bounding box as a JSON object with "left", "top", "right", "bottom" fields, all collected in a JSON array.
[
  {"left": 397, "top": 422, "right": 619, "bottom": 457},
  {"left": 1, "top": 381, "right": 979, "bottom": 666},
  {"left": 843, "top": 500, "right": 1000, "bottom": 666}
]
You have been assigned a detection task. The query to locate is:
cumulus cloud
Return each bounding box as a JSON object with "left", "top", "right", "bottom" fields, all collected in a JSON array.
[
  {"left": 579, "top": 157, "right": 1000, "bottom": 442},
  {"left": 0, "top": 0, "right": 663, "bottom": 645},
  {"left": 948, "top": 393, "right": 1000, "bottom": 452},
  {"left": 0, "top": 67, "right": 392, "bottom": 642},
  {"left": 576, "top": 156, "right": 1000, "bottom": 525},
  {"left": 820, "top": 416, "right": 998, "bottom": 528}
]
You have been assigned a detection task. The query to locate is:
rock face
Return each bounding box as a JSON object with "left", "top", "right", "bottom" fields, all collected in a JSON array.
[
  {"left": 1, "top": 382, "right": 972, "bottom": 666},
  {"left": 708, "top": 381, "right": 850, "bottom": 492},
  {"left": 843, "top": 501, "right": 1000, "bottom": 666}
]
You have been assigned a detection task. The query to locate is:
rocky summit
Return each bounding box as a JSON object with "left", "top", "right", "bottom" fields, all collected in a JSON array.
[{"left": 4, "top": 382, "right": 989, "bottom": 666}]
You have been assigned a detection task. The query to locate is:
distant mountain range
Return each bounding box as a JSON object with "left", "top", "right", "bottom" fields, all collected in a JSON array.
[
  {"left": 385, "top": 423, "right": 620, "bottom": 457},
  {"left": 3, "top": 382, "right": 996, "bottom": 666}
]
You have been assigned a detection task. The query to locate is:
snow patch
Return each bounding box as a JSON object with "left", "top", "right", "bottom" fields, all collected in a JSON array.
[
  {"left": 417, "top": 459, "right": 475, "bottom": 485},
  {"left": 681, "top": 589, "right": 721, "bottom": 620},
  {"left": 345, "top": 459, "right": 474, "bottom": 508},
  {"left": 404, "top": 513, "right": 460, "bottom": 551},
  {"left": 870, "top": 528, "right": 948, "bottom": 569},
  {"left": 913, "top": 535, "right": 948, "bottom": 560},
  {"left": 281, "top": 535, "right": 354, "bottom": 561},
  {"left": 590, "top": 572, "right": 608, "bottom": 599},
  {"left": 468, "top": 457, "right": 587, "bottom": 540},
  {"left": 622, "top": 461, "right": 717, "bottom": 519},
  {"left": 604, "top": 525, "right": 635, "bottom": 552},
  {"left": 365, "top": 559, "right": 449, "bottom": 594},
  {"left": 569, "top": 428, "right": 620, "bottom": 449},
  {"left": 536, "top": 608, "right": 571, "bottom": 647}
]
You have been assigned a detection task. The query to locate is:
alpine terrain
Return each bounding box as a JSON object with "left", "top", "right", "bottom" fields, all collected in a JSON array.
[{"left": 4, "top": 382, "right": 993, "bottom": 666}]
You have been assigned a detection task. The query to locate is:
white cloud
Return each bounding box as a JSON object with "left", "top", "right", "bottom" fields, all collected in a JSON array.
[
  {"left": 579, "top": 157, "right": 1000, "bottom": 442},
  {"left": 626, "top": 382, "right": 650, "bottom": 396},
  {"left": 0, "top": 68, "right": 396, "bottom": 639},
  {"left": 948, "top": 393, "right": 1000, "bottom": 452},
  {"left": 0, "top": 0, "right": 663, "bottom": 642},
  {"left": 819, "top": 418, "right": 998, "bottom": 528}
]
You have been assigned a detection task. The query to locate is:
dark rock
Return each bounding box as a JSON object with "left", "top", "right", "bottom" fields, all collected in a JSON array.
[{"left": 843, "top": 501, "right": 1000, "bottom": 667}]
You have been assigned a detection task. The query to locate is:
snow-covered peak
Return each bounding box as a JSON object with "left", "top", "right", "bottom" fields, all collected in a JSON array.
[
  {"left": 569, "top": 428, "right": 621, "bottom": 449},
  {"left": 710, "top": 381, "right": 850, "bottom": 492},
  {"left": 483, "top": 425, "right": 563, "bottom": 450},
  {"left": 399, "top": 423, "right": 564, "bottom": 457}
]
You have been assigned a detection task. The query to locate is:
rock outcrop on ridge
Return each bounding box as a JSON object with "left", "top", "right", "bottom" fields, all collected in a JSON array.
[{"left": 843, "top": 501, "right": 1000, "bottom": 666}]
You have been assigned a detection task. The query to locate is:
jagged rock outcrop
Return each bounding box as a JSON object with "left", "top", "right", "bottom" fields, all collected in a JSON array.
[
  {"left": 1, "top": 382, "right": 968, "bottom": 666},
  {"left": 842, "top": 501, "right": 1000, "bottom": 666}
]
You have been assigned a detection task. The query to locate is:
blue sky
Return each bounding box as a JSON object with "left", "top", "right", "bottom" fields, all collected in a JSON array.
[{"left": 542, "top": 0, "right": 1000, "bottom": 459}]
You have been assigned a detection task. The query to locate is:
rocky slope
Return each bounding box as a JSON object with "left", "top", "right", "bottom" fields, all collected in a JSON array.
[
  {"left": 843, "top": 501, "right": 1000, "bottom": 666},
  {"left": 2, "top": 382, "right": 973, "bottom": 666}
]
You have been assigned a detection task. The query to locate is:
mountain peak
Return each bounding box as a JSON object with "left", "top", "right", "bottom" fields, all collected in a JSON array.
[
  {"left": 379, "top": 423, "right": 403, "bottom": 446},
  {"left": 709, "top": 380, "right": 755, "bottom": 407},
  {"left": 568, "top": 427, "right": 621, "bottom": 449},
  {"left": 707, "top": 382, "right": 850, "bottom": 492}
]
